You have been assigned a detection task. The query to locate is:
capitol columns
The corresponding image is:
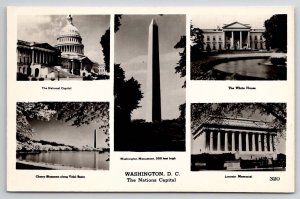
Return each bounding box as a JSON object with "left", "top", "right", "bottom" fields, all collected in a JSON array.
[
  {"left": 39, "top": 51, "right": 42, "bottom": 64},
  {"left": 31, "top": 47, "right": 35, "bottom": 64},
  {"left": 217, "top": 132, "right": 221, "bottom": 151}
]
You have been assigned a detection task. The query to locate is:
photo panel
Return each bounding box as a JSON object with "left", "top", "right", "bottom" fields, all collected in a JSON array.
[
  {"left": 17, "top": 15, "right": 110, "bottom": 81},
  {"left": 16, "top": 102, "right": 110, "bottom": 170},
  {"left": 191, "top": 103, "right": 286, "bottom": 171},
  {"left": 190, "top": 12, "right": 288, "bottom": 80},
  {"left": 114, "top": 15, "right": 186, "bottom": 152}
]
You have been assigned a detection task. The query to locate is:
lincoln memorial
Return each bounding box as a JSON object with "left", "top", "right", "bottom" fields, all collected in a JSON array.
[{"left": 192, "top": 117, "right": 277, "bottom": 161}]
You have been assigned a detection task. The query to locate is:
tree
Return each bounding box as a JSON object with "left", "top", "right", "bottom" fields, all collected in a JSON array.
[
  {"left": 16, "top": 102, "right": 110, "bottom": 147},
  {"left": 190, "top": 23, "right": 205, "bottom": 61},
  {"left": 191, "top": 23, "right": 204, "bottom": 50},
  {"left": 100, "top": 28, "right": 110, "bottom": 72},
  {"left": 178, "top": 103, "right": 186, "bottom": 121},
  {"left": 114, "top": 64, "right": 143, "bottom": 120},
  {"left": 114, "top": 15, "right": 122, "bottom": 33},
  {"left": 16, "top": 102, "right": 56, "bottom": 142},
  {"left": 113, "top": 16, "right": 143, "bottom": 118},
  {"left": 174, "top": 35, "right": 186, "bottom": 88},
  {"left": 114, "top": 64, "right": 143, "bottom": 150},
  {"left": 191, "top": 103, "right": 286, "bottom": 138},
  {"left": 263, "top": 14, "right": 287, "bottom": 52}
]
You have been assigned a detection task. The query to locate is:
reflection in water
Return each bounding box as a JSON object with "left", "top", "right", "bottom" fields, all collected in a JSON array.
[
  {"left": 213, "top": 58, "right": 286, "bottom": 79},
  {"left": 17, "top": 151, "right": 109, "bottom": 170}
]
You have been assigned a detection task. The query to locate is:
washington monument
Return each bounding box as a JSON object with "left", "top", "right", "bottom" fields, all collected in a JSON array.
[{"left": 146, "top": 19, "right": 161, "bottom": 122}]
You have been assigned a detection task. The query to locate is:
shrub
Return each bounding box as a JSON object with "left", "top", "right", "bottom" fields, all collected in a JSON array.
[
  {"left": 270, "top": 57, "right": 286, "bottom": 65},
  {"left": 206, "top": 44, "right": 211, "bottom": 52},
  {"left": 17, "top": 73, "right": 29, "bottom": 81}
]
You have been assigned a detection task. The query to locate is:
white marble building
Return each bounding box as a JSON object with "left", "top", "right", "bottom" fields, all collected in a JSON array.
[
  {"left": 202, "top": 21, "right": 267, "bottom": 51},
  {"left": 192, "top": 117, "right": 277, "bottom": 160}
]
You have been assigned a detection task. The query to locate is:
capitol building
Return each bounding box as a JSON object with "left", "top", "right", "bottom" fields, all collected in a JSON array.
[
  {"left": 17, "top": 15, "right": 107, "bottom": 80},
  {"left": 55, "top": 15, "right": 93, "bottom": 76}
]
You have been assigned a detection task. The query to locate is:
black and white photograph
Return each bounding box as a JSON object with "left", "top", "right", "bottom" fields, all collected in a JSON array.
[
  {"left": 191, "top": 12, "right": 287, "bottom": 80},
  {"left": 16, "top": 102, "right": 109, "bottom": 170},
  {"left": 191, "top": 103, "right": 286, "bottom": 171},
  {"left": 17, "top": 15, "right": 110, "bottom": 81},
  {"left": 114, "top": 15, "right": 186, "bottom": 151}
]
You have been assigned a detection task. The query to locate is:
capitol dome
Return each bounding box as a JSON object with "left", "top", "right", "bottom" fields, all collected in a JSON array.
[
  {"left": 55, "top": 15, "right": 84, "bottom": 56},
  {"left": 59, "top": 15, "right": 81, "bottom": 37}
]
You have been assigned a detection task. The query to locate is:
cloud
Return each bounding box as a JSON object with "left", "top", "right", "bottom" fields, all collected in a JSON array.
[{"left": 17, "top": 15, "right": 60, "bottom": 45}]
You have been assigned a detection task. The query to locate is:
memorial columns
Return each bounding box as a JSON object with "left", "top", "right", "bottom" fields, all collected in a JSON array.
[
  {"left": 210, "top": 131, "right": 213, "bottom": 151},
  {"left": 217, "top": 132, "right": 221, "bottom": 151},
  {"left": 269, "top": 135, "right": 273, "bottom": 152},
  {"left": 246, "top": 133, "right": 249, "bottom": 152},
  {"left": 258, "top": 133, "right": 262, "bottom": 152},
  {"left": 224, "top": 132, "right": 228, "bottom": 151},
  {"left": 232, "top": 132, "right": 235, "bottom": 151},
  {"left": 264, "top": 134, "right": 268, "bottom": 151},
  {"left": 238, "top": 132, "right": 242, "bottom": 152},
  {"left": 252, "top": 133, "right": 256, "bottom": 151},
  {"left": 203, "top": 131, "right": 207, "bottom": 152}
]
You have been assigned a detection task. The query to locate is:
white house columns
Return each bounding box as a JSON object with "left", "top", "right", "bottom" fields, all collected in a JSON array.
[
  {"left": 239, "top": 31, "right": 242, "bottom": 49},
  {"left": 223, "top": 30, "right": 253, "bottom": 50},
  {"left": 201, "top": 130, "right": 275, "bottom": 154}
]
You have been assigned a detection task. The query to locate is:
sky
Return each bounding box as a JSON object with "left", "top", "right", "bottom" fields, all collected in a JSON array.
[
  {"left": 191, "top": 11, "right": 276, "bottom": 29},
  {"left": 115, "top": 15, "right": 186, "bottom": 120},
  {"left": 17, "top": 15, "right": 110, "bottom": 64},
  {"left": 29, "top": 118, "right": 108, "bottom": 148}
]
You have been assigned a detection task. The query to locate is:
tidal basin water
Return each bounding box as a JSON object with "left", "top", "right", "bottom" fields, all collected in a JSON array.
[
  {"left": 213, "top": 58, "right": 285, "bottom": 79},
  {"left": 17, "top": 151, "right": 109, "bottom": 170}
]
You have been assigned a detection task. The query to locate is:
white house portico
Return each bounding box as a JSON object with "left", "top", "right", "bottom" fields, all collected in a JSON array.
[{"left": 203, "top": 22, "right": 266, "bottom": 51}]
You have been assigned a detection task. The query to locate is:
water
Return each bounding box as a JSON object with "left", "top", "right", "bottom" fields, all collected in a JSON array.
[
  {"left": 213, "top": 58, "right": 285, "bottom": 79},
  {"left": 17, "top": 151, "right": 109, "bottom": 170}
]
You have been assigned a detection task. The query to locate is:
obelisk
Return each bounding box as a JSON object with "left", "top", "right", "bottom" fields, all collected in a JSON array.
[
  {"left": 94, "top": 129, "right": 97, "bottom": 148},
  {"left": 146, "top": 19, "right": 161, "bottom": 122}
]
